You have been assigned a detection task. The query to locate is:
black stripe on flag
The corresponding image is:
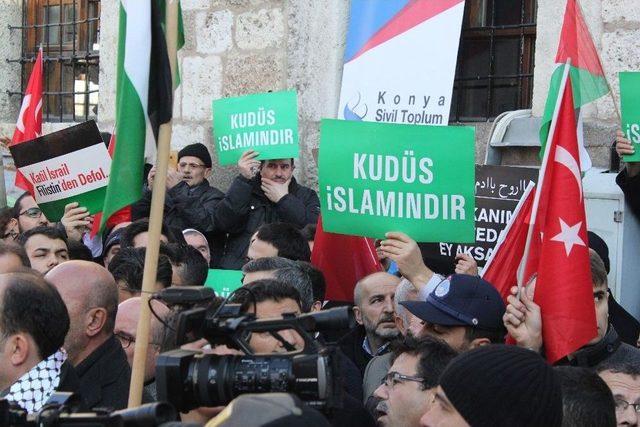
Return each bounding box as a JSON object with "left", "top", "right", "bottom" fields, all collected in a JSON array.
[
  {"left": 148, "top": 0, "right": 173, "bottom": 143},
  {"left": 10, "top": 120, "right": 104, "bottom": 168}
]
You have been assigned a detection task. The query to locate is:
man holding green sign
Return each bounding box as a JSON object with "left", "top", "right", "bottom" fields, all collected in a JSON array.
[
  {"left": 616, "top": 72, "right": 640, "bottom": 218},
  {"left": 212, "top": 91, "right": 320, "bottom": 270},
  {"left": 213, "top": 90, "right": 300, "bottom": 165},
  {"left": 319, "top": 119, "right": 476, "bottom": 242}
]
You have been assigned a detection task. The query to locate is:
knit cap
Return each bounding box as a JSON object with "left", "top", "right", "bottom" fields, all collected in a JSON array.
[
  {"left": 439, "top": 345, "right": 563, "bottom": 427},
  {"left": 178, "top": 143, "right": 212, "bottom": 168}
]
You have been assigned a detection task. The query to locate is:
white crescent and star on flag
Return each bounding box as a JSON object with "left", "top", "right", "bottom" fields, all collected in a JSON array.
[{"left": 549, "top": 135, "right": 586, "bottom": 257}]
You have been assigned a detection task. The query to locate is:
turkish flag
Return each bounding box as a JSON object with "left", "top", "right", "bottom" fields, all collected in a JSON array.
[
  {"left": 526, "top": 70, "right": 597, "bottom": 363},
  {"left": 10, "top": 49, "right": 44, "bottom": 193},
  {"left": 311, "top": 216, "right": 382, "bottom": 302},
  {"left": 90, "top": 132, "right": 131, "bottom": 237},
  {"left": 482, "top": 183, "right": 536, "bottom": 302}
]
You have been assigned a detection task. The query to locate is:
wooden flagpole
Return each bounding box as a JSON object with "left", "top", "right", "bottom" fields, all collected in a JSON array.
[{"left": 127, "top": 0, "right": 178, "bottom": 408}]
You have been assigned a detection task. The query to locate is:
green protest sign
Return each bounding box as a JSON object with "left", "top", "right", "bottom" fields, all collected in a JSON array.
[
  {"left": 318, "top": 119, "right": 475, "bottom": 242},
  {"left": 204, "top": 269, "right": 244, "bottom": 298},
  {"left": 213, "top": 90, "right": 299, "bottom": 165},
  {"left": 620, "top": 72, "right": 640, "bottom": 163}
]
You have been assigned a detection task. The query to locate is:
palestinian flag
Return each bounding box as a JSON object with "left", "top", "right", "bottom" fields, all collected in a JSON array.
[
  {"left": 99, "top": 0, "right": 182, "bottom": 231},
  {"left": 539, "top": 0, "right": 608, "bottom": 171}
]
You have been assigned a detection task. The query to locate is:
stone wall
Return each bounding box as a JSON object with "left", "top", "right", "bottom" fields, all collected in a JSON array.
[
  {"left": 1, "top": 0, "right": 639, "bottom": 192},
  {"left": 532, "top": 0, "right": 640, "bottom": 168},
  {"left": 98, "top": 0, "right": 349, "bottom": 192}
]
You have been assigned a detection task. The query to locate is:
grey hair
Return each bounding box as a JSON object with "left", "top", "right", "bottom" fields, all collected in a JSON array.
[{"left": 394, "top": 278, "right": 418, "bottom": 325}]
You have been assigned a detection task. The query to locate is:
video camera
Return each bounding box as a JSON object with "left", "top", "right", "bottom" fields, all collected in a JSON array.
[
  {"left": 154, "top": 287, "right": 355, "bottom": 413},
  {"left": 0, "top": 392, "right": 176, "bottom": 426}
]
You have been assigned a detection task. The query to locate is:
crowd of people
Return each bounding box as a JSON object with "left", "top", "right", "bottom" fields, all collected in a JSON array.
[{"left": 0, "top": 135, "right": 638, "bottom": 426}]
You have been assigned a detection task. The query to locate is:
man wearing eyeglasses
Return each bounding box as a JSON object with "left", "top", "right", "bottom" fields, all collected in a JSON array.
[
  {"left": 12, "top": 192, "right": 50, "bottom": 233},
  {"left": 373, "top": 336, "right": 457, "bottom": 427},
  {"left": 598, "top": 361, "right": 640, "bottom": 426},
  {"left": 114, "top": 296, "right": 170, "bottom": 400},
  {"left": 132, "top": 143, "right": 224, "bottom": 255}
]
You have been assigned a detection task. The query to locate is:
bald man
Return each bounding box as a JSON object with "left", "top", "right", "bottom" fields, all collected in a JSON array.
[
  {"left": 46, "top": 261, "right": 130, "bottom": 410},
  {"left": 115, "top": 297, "right": 170, "bottom": 400},
  {"left": 339, "top": 272, "right": 401, "bottom": 375}
]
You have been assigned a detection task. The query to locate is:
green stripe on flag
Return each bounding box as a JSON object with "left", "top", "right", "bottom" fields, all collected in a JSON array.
[
  {"left": 539, "top": 64, "right": 609, "bottom": 155},
  {"left": 99, "top": 2, "right": 149, "bottom": 231}
]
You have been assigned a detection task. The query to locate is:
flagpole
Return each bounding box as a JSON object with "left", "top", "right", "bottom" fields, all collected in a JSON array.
[
  {"left": 516, "top": 59, "right": 573, "bottom": 292},
  {"left": 480, "top": 181, "right": 535, "bottom": 277},
  {"left": 127, "top": 2, "right": 178, "bottom": 408}
]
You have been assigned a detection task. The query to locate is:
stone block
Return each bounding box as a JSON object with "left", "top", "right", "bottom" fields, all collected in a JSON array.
[
  {"left": 286, "top": 0, "right": 348, "bottom": 122},
  {"left": 181, "top": 55, "right": 222, "bottom": 121},
  {"left": 602, "top": 0, "right": 640, "bottom": 23},
  {"left": 222, "top": 53, "right": 284, "bottom": 97},
  {"left": 236, "top": 8, "right": 284, "bottom": 50},
  {"left": 196, "top": 10, "right": 233, "bottom": 54},
  {"left": 181, "top": 0, "right": 210, "bottom": 10},
  {"left": 0, "top": 1, "right": 21, "bottom": 122},
  {"left": 171, "top": 123, "right": 206, "bottom": 150},
  {"left": 97, "top": 0, "right": 119, "bottom": 124}
]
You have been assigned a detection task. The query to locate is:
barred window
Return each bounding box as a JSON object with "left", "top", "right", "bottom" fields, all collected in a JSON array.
[
  {"left": 10, "top": 0, "right": 100, "bottom": 122},
  {"left": 450, "top": 0, "right": 537, "bottom": 122}
]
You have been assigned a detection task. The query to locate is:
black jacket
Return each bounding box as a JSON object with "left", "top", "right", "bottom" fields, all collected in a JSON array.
[
  {"left": 132, "top": 180, "right": 224, "bottom": 234},
  {"left": 74, "top": 335, "right": 132, "bottom": 410},
  {"left": 559, "top": 326, "right": 640, "bottom": 369},
  {"left": 215, "top": 175, "right": 320, "bottom": 269},
  {"left": 338, "top": 326, "right": 384, "bottom": 377},
  {"left": 617, "top": 168, "right": 640, "bottom": 219}
]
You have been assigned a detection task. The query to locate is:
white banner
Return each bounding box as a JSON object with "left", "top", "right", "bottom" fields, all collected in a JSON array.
[{"left": 338, "top": 0, "right": 465, "bottom": 126}]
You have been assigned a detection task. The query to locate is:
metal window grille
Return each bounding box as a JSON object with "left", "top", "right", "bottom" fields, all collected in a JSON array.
[
  {"left": 450, "top": 0, "right": 537, "bottom": 122},
  {"left": 8, "top": 0, "right": 100, "bottom": 123}
]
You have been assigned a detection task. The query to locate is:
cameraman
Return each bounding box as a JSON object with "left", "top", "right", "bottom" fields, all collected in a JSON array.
[{"left": 235, "top": 279, "right": 376, "bottom": 427}]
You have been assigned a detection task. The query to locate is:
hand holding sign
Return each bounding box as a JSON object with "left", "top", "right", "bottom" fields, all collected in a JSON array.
[
  {"left": 380, "top": 231, "right": 434, "bottom": 292},
  {"left": 261, "top": 177, "right": 290, "bottom": 203},
  {"left": 238, "top": 150, "right": 261, "bottom": 180},
  {"left": 616, "top": 130, "right": 640, "bottom": 178},
  {"left": 61, "top": 202, "right": 91, "bottom": 242}
]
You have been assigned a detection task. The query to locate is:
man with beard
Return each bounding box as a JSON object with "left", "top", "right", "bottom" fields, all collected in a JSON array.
[
  {"left": 373, "top": 336, "right": 458, "bottom": 427},
  {"left": 11, "top": 193, "right": 50, "bottom": 234},
  {"left": 363, "top": 278, "right": 426, "bottom": 400},
  {"left": 215, "top": 150, "right": 320, "bottom": 269},
  {"left": 339, "top": 272, "right": 401, "bottom": 375}
]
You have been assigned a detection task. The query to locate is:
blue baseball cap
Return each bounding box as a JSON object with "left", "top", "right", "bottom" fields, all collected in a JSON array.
[{"left": 400, "top": 274, "right": 506, "bottom": 331}]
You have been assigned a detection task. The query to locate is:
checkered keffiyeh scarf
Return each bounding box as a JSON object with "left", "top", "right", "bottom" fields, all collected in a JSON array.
[{"left": 6, "top": 348, "right": 66, "bottom": 413}]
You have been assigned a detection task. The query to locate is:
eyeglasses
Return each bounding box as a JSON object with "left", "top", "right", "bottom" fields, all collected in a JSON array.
[
  {"left": 178, "top": 162, "right": 206, "bottom": 169},
  {"left": 115, "top": 332, "right": 135, "bottom": 349},
  {"left": 19, "top": 207, "right": 43, "bottom": 218},
  {"left": 115, "top": 332, "right": 161, "bottom": 349},
  {"left": 382, "top": 371, "right": 425, "bottom": 388},
  {"left": 615, "top": 398, "right": 640, "bottom": 413},
  {"left": 2, "top": 230, "right": 17, "bottom": 241}
]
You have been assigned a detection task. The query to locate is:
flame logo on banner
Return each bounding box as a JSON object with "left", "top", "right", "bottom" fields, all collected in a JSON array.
[{"left": 343, "top": 92, "right": 368, "bottom": 121}]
